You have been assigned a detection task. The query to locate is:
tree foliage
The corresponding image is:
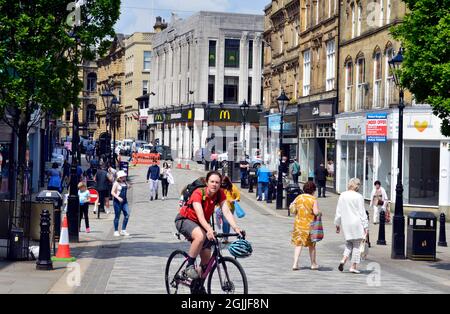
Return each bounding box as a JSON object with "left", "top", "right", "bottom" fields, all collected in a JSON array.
[
  {"left": 0, "top": 0, "right": 121, "bottom": 125},
  {"left": 391, "top": 0, "right": 450, "bottom": 135}
]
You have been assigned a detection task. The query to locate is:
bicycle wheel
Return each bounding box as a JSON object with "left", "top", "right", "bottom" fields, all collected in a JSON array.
[
  {"left": 165, "top": 250, "right": 191, "bottom": 294},
  {"left": 207, "top": 256, "right": 248, "bottom": 294}
]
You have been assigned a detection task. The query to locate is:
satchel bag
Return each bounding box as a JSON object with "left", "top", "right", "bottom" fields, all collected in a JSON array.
[
  {"left": 377, "top": 199, "right": 384, "bottom": 206},
  {"left": 310, "top": 214, "right": 324, "bottom": 242},
  {"left": 234, "top": 201, "right": 246, "bottom": 218}
]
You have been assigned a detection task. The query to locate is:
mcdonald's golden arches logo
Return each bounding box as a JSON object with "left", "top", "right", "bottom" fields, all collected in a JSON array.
[
  {"left": 219, "top": 110, "right": 231, "bottom": 120},
  {"left": 154, "top": 113, "right": 164, "bottom": 122},
  {"left": 188, "top": 110, "right": 193, "bottom": 120}
]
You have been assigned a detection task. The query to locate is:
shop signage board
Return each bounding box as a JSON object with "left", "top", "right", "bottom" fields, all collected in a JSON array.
[{"left": 366, "top": 113, "right": 387, "bottom": 142}]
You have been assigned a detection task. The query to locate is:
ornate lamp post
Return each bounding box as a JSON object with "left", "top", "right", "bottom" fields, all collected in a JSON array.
[
  {"left": 240, "top": 100, "right": 250, "bottom": 158},
  {"left": 388, "top": 47, "right": 406, "bottom": 259},
  {"left": 111, "top": 97, "right": 120, "bottom": 168},
  {"left": 202, "top": 102, "right": 211, "bottom": 171},
  {"left": 101, "top": 88, "right": 114, "bottom": 163},
  {"left": 276, "top": 90, "right": 289, "bottom": 209}
]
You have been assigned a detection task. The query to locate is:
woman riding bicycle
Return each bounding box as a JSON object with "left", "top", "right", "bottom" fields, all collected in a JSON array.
[{"left": 174, "top": 171, "right": 243, "bottom": 280}]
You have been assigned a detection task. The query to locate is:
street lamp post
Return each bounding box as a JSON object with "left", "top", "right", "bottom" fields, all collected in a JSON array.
[
  {"left": 111, "top": 97, "right": 120, "bottom": 168},
  {"left": 389, "top": 47, "right": 406, "bottom": 259},
  {"left": 240, "top": 100, "right": 250, "bottom": 158},
  {"left": 276, "top": 90, "right": 289, "bottom": 209},
  {"left": 100, "top": 89, "right": 114, "bottom": 163},
  {"left": 202, "top": 103, "right": 210, "bottom": 171},
  {"left": 240, "top": 100, "right": 250, "bottom": 188},
  {"left": 162, "top": 106, "right": 167, "bottom": 146}
]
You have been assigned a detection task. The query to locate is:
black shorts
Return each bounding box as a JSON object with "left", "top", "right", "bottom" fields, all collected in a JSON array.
[{"left": 174, "top": 214, "right": 214, "bottom": 249}]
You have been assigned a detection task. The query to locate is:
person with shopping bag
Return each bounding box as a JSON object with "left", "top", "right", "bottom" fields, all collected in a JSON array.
[
  {"left": 334, "top": 178, "right": 369, "bottom": 274},
  {"left": 221, "top": 176, "right": 241, "bottom": 244},
  {"left": 289, "top": 181, "right": 321, "bottom": 271}
]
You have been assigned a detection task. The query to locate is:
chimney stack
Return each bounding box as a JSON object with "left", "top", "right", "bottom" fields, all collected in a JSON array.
[{"left": 153, "top": 16, "right": 168, "bottom": 33}]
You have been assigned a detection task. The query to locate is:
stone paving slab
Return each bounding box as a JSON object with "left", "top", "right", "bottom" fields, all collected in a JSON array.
[{"left": 73, "top": 165, "right": 449, "bottom": 294}]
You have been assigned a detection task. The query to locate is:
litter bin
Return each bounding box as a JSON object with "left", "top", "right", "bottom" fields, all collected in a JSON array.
[
  {"left": 8, "top": 227, "right": 26, "bottom": 260},
  {"left": 407, "top": 211, "right": 437, "bottom": 261},
  {"left": 286, "top": 184, "right": 303, "bottom": 209},
  {"left": 36, "top": 190, "right": 63, "bottom": 255}
]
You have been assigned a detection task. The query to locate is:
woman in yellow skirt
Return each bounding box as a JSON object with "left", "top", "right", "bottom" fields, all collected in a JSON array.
[{"left": 290, "top": 181, "right": 321, "bottom": 270}]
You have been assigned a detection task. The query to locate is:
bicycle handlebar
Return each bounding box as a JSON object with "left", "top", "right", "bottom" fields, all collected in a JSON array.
[{"left": 214, "top": 231, "right": 246, "bottom": 239}]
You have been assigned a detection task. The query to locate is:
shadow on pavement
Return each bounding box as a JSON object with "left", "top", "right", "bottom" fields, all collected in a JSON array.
[{"left": 428, "top": 263, "right": 450, "bottom": 271}]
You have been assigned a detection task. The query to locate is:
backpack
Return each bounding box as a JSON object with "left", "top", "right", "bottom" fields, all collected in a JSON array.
[
  {"left": 180, "top": 177, "right": 220, "bottom": 210},
  {"left": 292, "top": 162, "right": 300, "bottom": 174}
]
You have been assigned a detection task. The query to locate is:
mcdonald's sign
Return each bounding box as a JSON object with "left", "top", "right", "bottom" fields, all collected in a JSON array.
[
  {"left": 154, "top": 113, "right": 164, "bottom": 123},
  {"left": 219, "top": 110, "right": 231, "bottom": 120}
]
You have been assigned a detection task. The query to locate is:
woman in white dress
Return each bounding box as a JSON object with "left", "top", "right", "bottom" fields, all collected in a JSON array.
[{"left": 334, "top": 178, "right": 369, "bottom": 274}]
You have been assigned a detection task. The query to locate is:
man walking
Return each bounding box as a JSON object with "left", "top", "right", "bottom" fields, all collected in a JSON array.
[
  {"left": 146, "top": 162, "right": 160, "bottom": 201},
  {"left": 315, "top": 163, "right": 328, "bottom": 198},
  {"left": 256, "top": 163, "right": 270, "bottom": 201},
  {"left": 289, "top": 158, "right": 301, "bottom": 184},
  {"left": 95, "top": 163, "right": 113, "bottom": 214}
]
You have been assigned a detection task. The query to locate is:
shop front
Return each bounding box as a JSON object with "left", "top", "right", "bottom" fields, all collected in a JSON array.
[
  {"left": 298, "top": 102, "right": 336, "bottom": 188},
  {"left": 148, "top": 106, "right": 196, "bottom": 160},
  {"left": 336, "top": 106, "right": 450, "bottom": 215},
  {"left": 205, "top": 105, "right": 260, "bottom": 159}
]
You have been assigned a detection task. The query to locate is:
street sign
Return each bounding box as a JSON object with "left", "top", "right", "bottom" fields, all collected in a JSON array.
[
  {"left": 88, "top": 189, "right": 99, "bottom": 204},
  {"left": 366, "top": 113, "right": 387, "bottom": 142}
]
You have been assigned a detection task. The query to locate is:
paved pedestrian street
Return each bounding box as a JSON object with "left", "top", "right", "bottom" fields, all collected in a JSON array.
[{"left": 1, "top": 164, "right": 449, "bottom": 294}]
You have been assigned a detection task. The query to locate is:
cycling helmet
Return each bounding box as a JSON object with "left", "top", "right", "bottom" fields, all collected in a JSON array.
[{"left": 228, "top": 239, "right": 253, "bottom": 258}]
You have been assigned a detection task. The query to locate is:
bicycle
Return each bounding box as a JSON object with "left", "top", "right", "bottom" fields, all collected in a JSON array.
[{"left": 165, "top": 232, "right": 248, "bottom": 294}]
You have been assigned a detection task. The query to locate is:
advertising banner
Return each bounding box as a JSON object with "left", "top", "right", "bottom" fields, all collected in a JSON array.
[{"left": 366, "top": 113, "right": 387, "bottom": 142}]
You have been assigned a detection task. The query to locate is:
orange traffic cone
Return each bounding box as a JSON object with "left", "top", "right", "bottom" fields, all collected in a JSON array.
[
  {"left": 185, "top": 159, "right": 190, "bottom": 170},
  {"left": 176, "top": 158, "right": 182, "bottom": 169},
  {"left": 51, "top": 215, "right": 76, "bottom": 262}
]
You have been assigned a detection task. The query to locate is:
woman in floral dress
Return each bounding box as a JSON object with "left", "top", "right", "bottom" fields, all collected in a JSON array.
[{"left": 290, "top": 181, "right": 321, "bottom": 270}]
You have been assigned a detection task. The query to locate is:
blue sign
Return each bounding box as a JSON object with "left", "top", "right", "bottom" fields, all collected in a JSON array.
[
  {"left": 268, "top": 114, "right": 281, "bottom": 132},
  {"left": 267, "top": 114, "right": 296, "bottom": 133}
]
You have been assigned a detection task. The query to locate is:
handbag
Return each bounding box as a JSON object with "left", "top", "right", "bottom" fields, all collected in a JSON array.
[
  {"left": 234, "top": 201, "right": 246, "bottom": 218},
  {"left": 360, "top": 238, "right": 369, "bottom": 260},
  {"left": 310, "top": 214, "right": 324, "bottom": 242},
  {"left": 377, "top": 199, "right": 384, "bottom": 206}
]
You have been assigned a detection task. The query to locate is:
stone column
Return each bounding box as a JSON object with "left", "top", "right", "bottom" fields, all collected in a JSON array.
[
  {"left": 239, "top": 32, "right": 249, "bottom": 104},
  {"left": 198, "top": 37, "right": 209, "bottom": 103},
  {"left": 215, "top": 34, "right": 225, "bottom": 103},
  {"left": 252, "top": 33, "right": 263, "bottom": 105}
]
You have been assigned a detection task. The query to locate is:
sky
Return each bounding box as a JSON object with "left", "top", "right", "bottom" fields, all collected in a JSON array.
[{"left": 114, "top": 0, "right": 269, "bottom": 35}]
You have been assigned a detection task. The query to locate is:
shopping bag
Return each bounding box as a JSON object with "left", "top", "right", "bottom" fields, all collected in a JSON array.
[
  {"left": 234, "top": 201, "right": 246, "bottom": 218},
  {"left": 310, "top": 214, "right": 324, "bottom": 242},
  {"left": 360, "top": 238, "right": 369, "bottom": 260}
]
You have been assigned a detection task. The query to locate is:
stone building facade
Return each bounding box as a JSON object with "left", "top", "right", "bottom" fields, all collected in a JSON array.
[
  {"left": 149, "top": 12, "right": 264, "bottom": 161},
  {"left": 96, "top": 34, "right": 127, "bottom": 141}
]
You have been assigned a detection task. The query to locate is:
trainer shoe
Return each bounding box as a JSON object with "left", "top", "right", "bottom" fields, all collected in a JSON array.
[
  {"left": 114, "top": 231, "right": 120, "bottom": 237},
  {"left": 120, "top": 230, "right": 130, "bottom": 236},
  {"left": 184, "top": 265, "right": 200, "bottom": 280},
  {"left": 86, "top": 228, "right": 91, "bottom": 233}
]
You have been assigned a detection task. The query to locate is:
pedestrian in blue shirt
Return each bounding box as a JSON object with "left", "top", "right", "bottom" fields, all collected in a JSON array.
[
  {"left": 256, "top": 164, "right": 270, "bottom": 201},
  {"left": 47, "top": 163, "right": 62, "bottom": 193},
  {"left": 146, "top": 162, "right": 160, "bottom": 201}
]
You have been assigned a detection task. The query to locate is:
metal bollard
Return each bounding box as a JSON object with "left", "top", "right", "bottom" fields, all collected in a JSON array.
[
  {"left": 438, "top": 213, "right": 448, "bottom": 247},
  {"left": 377, "top": 211, "right": 387, "bottom": 245},
  {"left": 36, "top": 209, "right": 53, "bottom": 270},
  {"left": 248, "top": 176, "right": 254, "bottom": 193}
]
